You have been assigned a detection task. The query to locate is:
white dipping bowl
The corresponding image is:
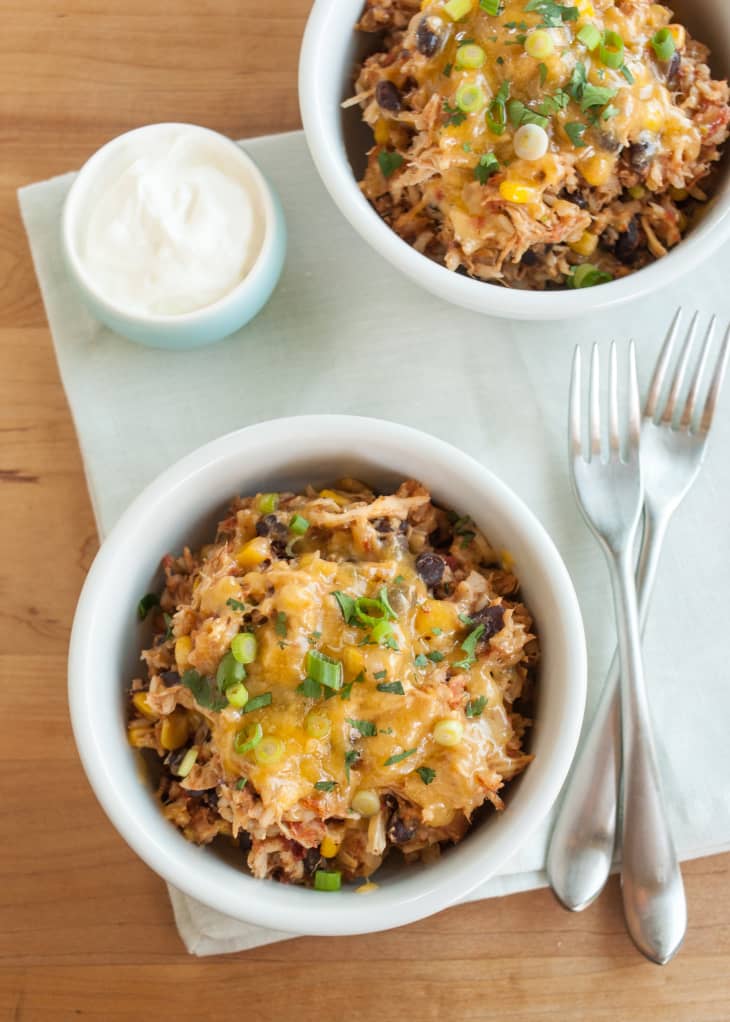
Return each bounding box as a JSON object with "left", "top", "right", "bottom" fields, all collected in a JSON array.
[
  {"left": 62, "top": 123, "right": 287, "bottom": 349},
  {"left": 299, "top": 0, "right": 730, "bottom": 320},
  {"left": 68, "top": 416, "right": 586, "bottom": 936}
]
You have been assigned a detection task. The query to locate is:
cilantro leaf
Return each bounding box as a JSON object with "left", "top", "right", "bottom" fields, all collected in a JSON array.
[
  {"left": 226, "top": 597, "right": 246, "bottom": 612},
  {"left": 414, "top": 654, "right": 428, "bottom": 668},
  {"left": 580, "top": 83, "right": 617, "bottom": 112},
  {"left": 474, "top": 152, "right": 499, "bottom": 184},
  {"left": 568, "top": 61, "right": 588, "bottom": 101},
  {"left": 374, "top": 670, "right": 388, "bottom": 680},
  {"left": 275, "top": 611, "right": 288, "bottom": 638},
  {"left": 416, "top": 766, "right": 436, "bottom": 785},
  {"left": 378, "top": 150, "right": 404, "bottom": 178},
  {"left": 466, "top": 695, "right": 488, "bottom": 717},
  {"left": 180, "top": 669, "right": 228, "bottom": 711},
  {"left": 620, "top": 64, "right": 634, "bottom": 84},
  {"left": 443, "top": 100, "right": 467, "bottom": 127},
  {"left": 344, "top": 749, "right": 359, "bottom": 782},
  {"left": 384, "top": 748, "right": 417, "bottom": 766},
  {"left": 565, "top": 121, "right": 587, "bottom": 147},
  {"left": 243, "top": 692, "right": 272, "bottom": 713},
  {"left": 235, "top": 778, "right": 247, "bottom": 790},
  {"left": 377, "top": 681, "right": 405, "bottom": 694},
  {"left": 314, "top": 780, "right": 336, "bottom": 792},
  {"left": 538, "top": 61, "right": 548, "bottom": 85},
  {"left": 426, "top": 650, "right": 445, "bottom": 663},
  {"left": 453, "top": 624, "right": 486, "bottom": 671},
  {"left": 332, "top": 590, "right": 357, "bottom": 624},
  {"left": 297, "top": 677, "right": 323, "bottom": 699},
  {"left": 346, "top": 717, "right": 377, "bottom": 737}
]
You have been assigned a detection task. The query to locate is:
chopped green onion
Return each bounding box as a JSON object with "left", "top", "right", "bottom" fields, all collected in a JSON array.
[
  {"left": 235, "top": 778, "right": 247, "bottom": 790},
  {"left": 289, "top": 513, "right": 310, "bottom": 535},
  {"left": 377, "top": 681, "right": 405, "bottom": 694},
  {"left": 346, "top": 717, "right": 377, "bottom": 737},
  {"left": 384, "top": 748, "right": 417, "bottom": 766},
  {"left": 577, "top": 24, "right": 601, "bottom": 50},
  {"left": 274, "top": 611, "right": 287, "bottom": 638},
  {"left": 306, "top": 650, "right": 343, "bottom": 690},
  {"left": 378, "top": 150, "right": 404, "bottom": 178},
  {"left": 314, "top": 870, "right": 342, "bottom": 892},
  {"left": 474, "top": 152, "right": 499, "bottom": 184},
  {"left": 371, "top": 619, "right": 399, "bottom": 649},
  {"left": 565, "top": 121, "right": 587, "bottom": 147},
  {"left": 479, "top": 0, "right": 501, "bottom": 13},
  {"left": 332, "top": 590, "right": 357, "bottom": 624},
  {"left": 254, "top": 736, "right": 285, "bottom": 766},
  {"left": 137, "top": 592, "right": 159, "bottom": 620},
  {"left": 598, "top": 30, "right": 624, "bottom": 69},
  {"left": 465, "top": 695, "right": 488, "bottom": 717},
  {"left": 538, "top": 61, "right": 548, "bottom": 85},
  {"left": 570, "top": 263, "right": 613, "bottom": 288},
  {"left": 305, "top": 712, "right": 331, "bottom": 738},
  {"left": 651, "top": 27, "right": 675, "bottom": 62},
  {"left": 416, "top": 766, "right": 436, "bottom": 785},
  {"left": 377, "top": 586, "right": 398, "bottom": 620},
  {"left": 227, "top": 682, "right": 250, "bottom": 709},
  {"left": 314, "top": 780, "right": 336, "bottom": 792},
  {"left": 216, "top": 651, "right": 246, "bottom": 691},
  {"left": 444, "top": 0, "right": 473, "bottom": 20},
  {"left": 257, "top": 493, "right": 279, "bottom": 514},
  {"left": 235, "top": 722, "right": 263, "bottom": 754},
  {"left": 226, "top": 597, "right": 246, "bottom": 612},
  {"left": 524, "top": 29, "right": 554, "bottom": 59},
  {"left": 354, "top": 596, "right": 388, "bottom": 625},
  {"left": 242, "top": 692, "right": 273, "bottom": 713},
  {"left": 620, "top": 63, "right": 634, "bottom": 84},
  {"left": 455, "top": 81, "right": 487, "bottom": 114},
  {"left": 487, "top": 79, "right": 510, "bottom": 135},
  {"left": 231, "top": 632, "right": 257, "bottom": 664},
  {"left": 297, "top": 676, "right": 323, "bottom": 699},
  {"left": 456, "top": 43, "right": 486, "bottom": 69}
]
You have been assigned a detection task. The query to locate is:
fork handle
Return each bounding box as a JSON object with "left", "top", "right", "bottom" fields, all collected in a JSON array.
[
  {"left": 547, "top": 508, "right": 667, "bottom": 910},
  {"left": 609, "top": 545, "right": 686, "bottom": 965}
]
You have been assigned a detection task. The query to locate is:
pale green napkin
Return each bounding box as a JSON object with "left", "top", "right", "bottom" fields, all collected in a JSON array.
[{"left": 19, "top": 130, "right": 730, "bottom": 955}]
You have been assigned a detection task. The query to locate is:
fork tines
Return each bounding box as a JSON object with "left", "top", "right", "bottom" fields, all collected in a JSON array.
[{"left": 570, "top": 341, "right": 640, "bottom": 464}]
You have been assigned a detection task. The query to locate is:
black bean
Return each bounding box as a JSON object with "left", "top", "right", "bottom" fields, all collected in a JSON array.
[
  {"left": 388, "top": 817, "right": 416, "bottom": 845},
  {"left": 471, "top": 604, "right": 505, "bottom": 641},
  {"left": 256, "top": 514, "right": 287, "bottom": 538},
  {"left": 415, "top": 551, "right": 446, "bottom": 587},
  {"left": 270, "top": 539, "right": 288, "bottom": 560},
  {"left": 628, "top": 137, "right": 656, "bottom": 174},
  {"left": 238, "top": 831, "right": 252, "bottom": 854},
  {"left": 376, "top": 80, "right": 402, "bottom": 113},
  {"left": 160, "top": 670, "right": 180, "bottom": 687},
  {"left": 375, "top": 517, "right": 392, "bottom": 533},
  {"left": 303, "top": 848, "right": 322, "bottom": 874},
  {"left": 562, "top": 190, "right": 588, "bottom": 209},
  {"left": 665, "top": 50, "right": 681, "bottom": 86},
  {"left": 613, "top": 216, "right": 641, "bottom": 263},
  {"left": 520, "top": 249, "right": 538, "bottom": 266},
  {"left": 416, "top": 17, "right": 441, "bottom": 57},
  {"left": 596, "top": 131, "right": 620, "bottom": 153}
]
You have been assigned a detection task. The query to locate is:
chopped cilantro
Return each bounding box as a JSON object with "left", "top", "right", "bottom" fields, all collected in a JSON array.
[
  {"left": 378, "top": 150, "right": 404, "bottom": 178},
  {"left": 374, "top": 670, "right": 388, "bottom": 680},
  {"left": 226, "top": 597, "right": 247, "bottom": 612},
  {"left": 332, "top": 590, "right": 356, "bottom": 624},
  {"left": 602, "top": 104, "right": 620, "bottom": 120},
  {"left": 496, "top": 55, "right": 505, "bottom": 65},
  {"left": 384, "top": 748, "right": 417, "bottom": 766},
  {"left": 394, "top": 574, "right": 406, "bottom": 584},
  {"left": 235, "top": 778, "right": 247, "bottom": 790},
  {"left": 297, "top": 677, "right": 323, "bottom": 699},
  {"left": 443, "top": 62, "right": 453, "bottom": 77},
  {"left": 568, "top": 61, "right": 588, "bottom": 101},
  {"left": 344, "top": 749, "right": 359, "bottom": 782},
  {"left": 346, "top": 717, "right": 377, "bottom": 737},
  {"left": 580, "top": 83, "right": 618, "bottom": 112},
  {"left": 243, "top": 692, "right": 272, "bottom": 713},
  {"left": 163, "top": 613, "right": 174, "bottom": 641},
  {"left": 443, "top": 101, "right": 467, "bottom": 127},
  {"left": 379, "top": 727, "right": 394, "bottom": 735},
  {"left": 620, "top": 64, "right": 634, "bottom": 84},
  {"left": 466, "top": 695, "right": 488, "bottom": 717},
  {"left": 565, "top": 121, "right": 587, "bottom": 147},
  {"left": 426, "top": 650, "right": 445, "bottom": 663},
  {"left": 339, "top": 682, "right": 353, "bottom": 701},
  {"left": 474, "top": 152, "right": 499, "bottom": 184},
  {"left": 315, "top": 780, "right": 336, "bottom": 792},
  {"left": 180, "top": 669, "right": 228, "bottom": 711},
  {"left": 432, "top": 627, "right": 443, "bottom": 636},
  {"left": 414, "top": 654, "right": 428, "bottom": 668},
  {"left": 137, "top": 592, "right": 159, "bottom": 620},
  {"left": 538, "top": 61, "right": 548, "bottom": 85},
  {"left": 462, "top": 142, "right": 472, "bottom": 152},
  {"left": 416, "top": 766, "right": 437, "bottom": 785},
  {"left": 275, "top": 611, "right": 288, "bottom": 638},
  {"left": 525, "top": 0, "right": 578, "bottom": 27},
  {"left": 453, "top": 624, "right": 486, "bottom": 671},
  {"left": 377, "top": 681, "right": 405, "bottom": 695},
  {"left": 537, "top": 90, "right": 569, "bottom": 116},
  {"left": 508, "top": 99, "right": 549, "bottom": 130}
]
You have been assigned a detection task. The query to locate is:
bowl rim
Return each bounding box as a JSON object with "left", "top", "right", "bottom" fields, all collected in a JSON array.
[
  {"left": 68, "top": 414, "right": 587, "bottom": 935},
  {"left": 298, "top": 0, "right": 730, "bottom": 321},
  {"left": 61, "top": 121, "right": 281, "bottom": 327}
]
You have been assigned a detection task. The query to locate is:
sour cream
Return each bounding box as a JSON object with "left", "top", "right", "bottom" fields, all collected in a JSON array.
[{"left": 78, "top": 127, "right": 264, "bottom": 316}]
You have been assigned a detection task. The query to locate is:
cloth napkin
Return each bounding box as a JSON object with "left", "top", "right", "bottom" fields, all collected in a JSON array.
[{"left": 19, "top": 129, "right": 730, "bottom": 956}]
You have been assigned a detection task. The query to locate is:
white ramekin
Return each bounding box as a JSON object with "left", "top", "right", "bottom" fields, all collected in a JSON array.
[
  {"left": 298, "top": 0, "right": 730, "bottom": 321},
  {"left": 62, "top": 123, "right": 287, "bottom": 350},
  {"left": 68, "top": 415, "right": 586, "bottom": 936}
]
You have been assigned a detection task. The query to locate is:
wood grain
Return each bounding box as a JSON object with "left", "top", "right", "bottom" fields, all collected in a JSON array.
[{"left": 1, "top": 2, "right": 728, "bottom": 1019}]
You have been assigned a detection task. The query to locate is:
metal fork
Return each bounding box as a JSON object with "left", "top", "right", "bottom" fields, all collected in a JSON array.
[
  {"left": 564, "top": 339, "right": 686, "bottom": 965},
  {"left": 547, "top": 312, "right": 730, "bottom": 961}
]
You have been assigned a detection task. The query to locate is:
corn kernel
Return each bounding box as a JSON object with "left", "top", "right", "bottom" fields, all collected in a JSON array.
[
  {"left": 628, "top": 184, "right": 646, "bottom": 199},
  {"left": 175, "top": 635, "right": 193, "bottom": 672},
  {"left": 444, "top": 0, "right": 473, "bottom": 20},
  {"left": 160, "top": 708, "right": 190, "bottom": 751},
  {"left": 319, "top": 489, "right": 350, "bottom": 507},
  {"left": 132, "top": 691, "right": 158, "bottom": 721},
  {"left": 127, "top": 722, "right": 153, "bottom": 748},
  {"left": 569, "top": 231, "right": 598, "bottom": 257},
  {"left": 321, "top": 835, "right": 340, "bottom": 858},
  {"left": 578, "top": 153, "right": 615, "bottom": 187},
  {"left": 433, "top": 718, "right": 464, "bottom": 747},
  {"left": 342, "top": 646, "right": 366, "bottom": 678},
  {"left": 415, "top": 599, "right": 460, "bottom": 636},
  {"left": 277, "top": 583, "right": 314, "bottom": 615},
  {"left": 374, "top": 118, "right": 390, "bottom": 145},
  {"left": 644, "top": 101, "right": 664, "bottom": 133},
  {"left": 667, "top": 23, "right": 685, "bottom": 49},
  {"left": 499, "top": 180, "right": 539, "bottom": 204},
  {"left": 352, "top": 789, "right": 381, "bottom": 817},
  {"left": 575, "top": 0, "right": 595, "bottom": 16},
  {"left": 235, "top": 536, "right": 270, "bottom": 569}
]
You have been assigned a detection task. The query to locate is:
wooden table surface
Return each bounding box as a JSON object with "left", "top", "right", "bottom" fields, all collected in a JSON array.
[{"left": 1, "top": 2, "right": 728, "bottom": 1019}]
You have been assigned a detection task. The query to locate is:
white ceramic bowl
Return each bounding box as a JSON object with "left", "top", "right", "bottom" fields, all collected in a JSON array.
[
  {"left": 62, "top": 123, "right": 287, "bottom": 350},
  {"left": 299, "top": 0, "right": 730, "bottom": 321},
  {"left": 69, "top": 416, "right": 586, "bottom": 935}
]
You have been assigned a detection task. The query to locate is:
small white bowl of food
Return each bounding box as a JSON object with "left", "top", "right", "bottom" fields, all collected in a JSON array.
[
  {"left": 299, "top": 0, "right": 730, "bottom": 319},
  {"left": 68, "top": 415, "right": 586, "bottom": 936}
]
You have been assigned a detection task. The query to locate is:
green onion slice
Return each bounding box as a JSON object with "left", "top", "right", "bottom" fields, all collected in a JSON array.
[
  {"left": 231, "top": 632, "right": 257, "bottom": 665},
  {"left": 651, "top": 27, "right": 675, "bottom": 62},
  {"left": 137, "top": 592, "right": 159, "bottom": 620},
  {"left": 234, "top": 722, "right": 263, "bottom": 754},
  {"left": 289, "top": 513, "right": 310, "bottom": 535},
  {"left": 571, "top": 263, "right": 613, "bottom": 288},
  {"left": 242, "top": 692, "right": 273, "bottom": 713},
  {"left": 599, "top": 30, "right": 624, "bottom": 69},
  {"left": 384, "top": 748, "right": 417, "bottom": 766},
  {"left": 306, "top": 650, "right": 343, "bottom": 690},
  {"left": 216, "top": 651, "right": 246, "bottom": 691},
  {"left": 577, "top": 23, "right": 600, "bottom": 50},
  {"left": 455, "top": 81, "right": 487, "bottom": 114},
  {"left": 257, "top": 493, "right": 279, "bottom": 514},
  {"left": 479, "top": 0, "right": 501, "bottom": 14},
  {"left": 314, "top": 870, "right": 342, "bottom": 892}
]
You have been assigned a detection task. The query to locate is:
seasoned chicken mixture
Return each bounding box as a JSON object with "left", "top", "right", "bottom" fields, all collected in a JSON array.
[
  {"left": 128, "top": 480, "right": 538, "bottom": 889},
  {"left": 353, "top": 0, "right": 730, "bottom": 289}
]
